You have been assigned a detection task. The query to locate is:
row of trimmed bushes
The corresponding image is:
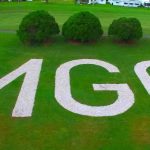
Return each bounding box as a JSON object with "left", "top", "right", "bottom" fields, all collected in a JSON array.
[{"left": 17, "top": 10, "right": 143, "bottom": 45}]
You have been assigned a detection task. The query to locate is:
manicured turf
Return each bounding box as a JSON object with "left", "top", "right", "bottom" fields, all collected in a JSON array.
[
  {"left": 0, "top": 2, "right": 150, "bottom": 34},
  {"left": 0, "top": 2, "right": 150, "bottom": 150}
]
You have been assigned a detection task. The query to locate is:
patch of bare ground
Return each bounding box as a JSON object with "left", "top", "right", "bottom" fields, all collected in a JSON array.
[
  {"left": 29, "top": 122, "right": 61, "bottom": 148},
  {"left": 70, "top": 119, "right": 109, "bottom": 149},
  {"left": 10, "top": 122, "right": 63, "bottom": 149},
  {"left": 43, "top": 39, "right": 54, "bottom": 46},
  {"left": 0, "top": 114, "right": 11, "bottom": 146},
  {"left": 113, "top": 39, "right": 136, "bottom": 46},
  {"left": 69, "top": 39, "right": 101, "bottom": 46},
  {"left": 131, "top": 117, "right": 150, "bottom": 145}
]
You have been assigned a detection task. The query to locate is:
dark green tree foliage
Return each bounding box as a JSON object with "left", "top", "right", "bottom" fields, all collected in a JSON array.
[
  {"left": 17, "top": 10, "right": 59, "bottom": 45},
  {"left": 62, "top": 11, "right": 103, "bottom": 43},
  {"left": 108, "top": 17, "right": 143, "bottom": 42}
]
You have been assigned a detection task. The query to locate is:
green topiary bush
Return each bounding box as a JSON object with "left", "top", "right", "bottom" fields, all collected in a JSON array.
[
  {"left": 62, "top": 11, "right": 103, "bottom": 43},
  {"left": 17, "top": 10, "right": 60, "bottom": 45},
  {"left": 108, "top": 17, "right": 143, "bottom": 42}
]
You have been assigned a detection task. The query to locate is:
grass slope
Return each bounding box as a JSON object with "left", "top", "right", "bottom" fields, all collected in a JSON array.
[
  {"left": 0, "top": 2, "right": 150, "bottom": 34},
  {"left": 0, "top": 2, "right": 150, "bottom": 150}
]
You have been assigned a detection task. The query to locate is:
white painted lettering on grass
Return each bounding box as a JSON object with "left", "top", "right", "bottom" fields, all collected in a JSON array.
[
  {"left": 55, "top": 59, "right": 134, "bottom": 117},
  {"left": 0, "top": 59, "right": 43, "bottom": 117},
  {"left": 135, "top": 61, "right": 150, "bottom": 94}
]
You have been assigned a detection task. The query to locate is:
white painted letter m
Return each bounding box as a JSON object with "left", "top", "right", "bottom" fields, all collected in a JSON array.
[{"left": 0, "top": 59, "right": 43, "bottom": 117}]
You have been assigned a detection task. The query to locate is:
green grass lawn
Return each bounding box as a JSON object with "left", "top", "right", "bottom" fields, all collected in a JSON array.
[
  {"left": 0, "top": 2, "right": 150, "bottom": 150},
  {"left": 0, "top": 2, "right": 150, "bottom": 34}
]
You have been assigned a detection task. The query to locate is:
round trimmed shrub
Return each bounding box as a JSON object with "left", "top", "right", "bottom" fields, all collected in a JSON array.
[
  {"left": 108, "top": 17, "right": 143, "bottom": 42},
  {"left": 17, "top": 10, "right": 60, "bottom": 45},
  {"left": 62, "top": 11, "right": 103, "bottom": 43}
]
